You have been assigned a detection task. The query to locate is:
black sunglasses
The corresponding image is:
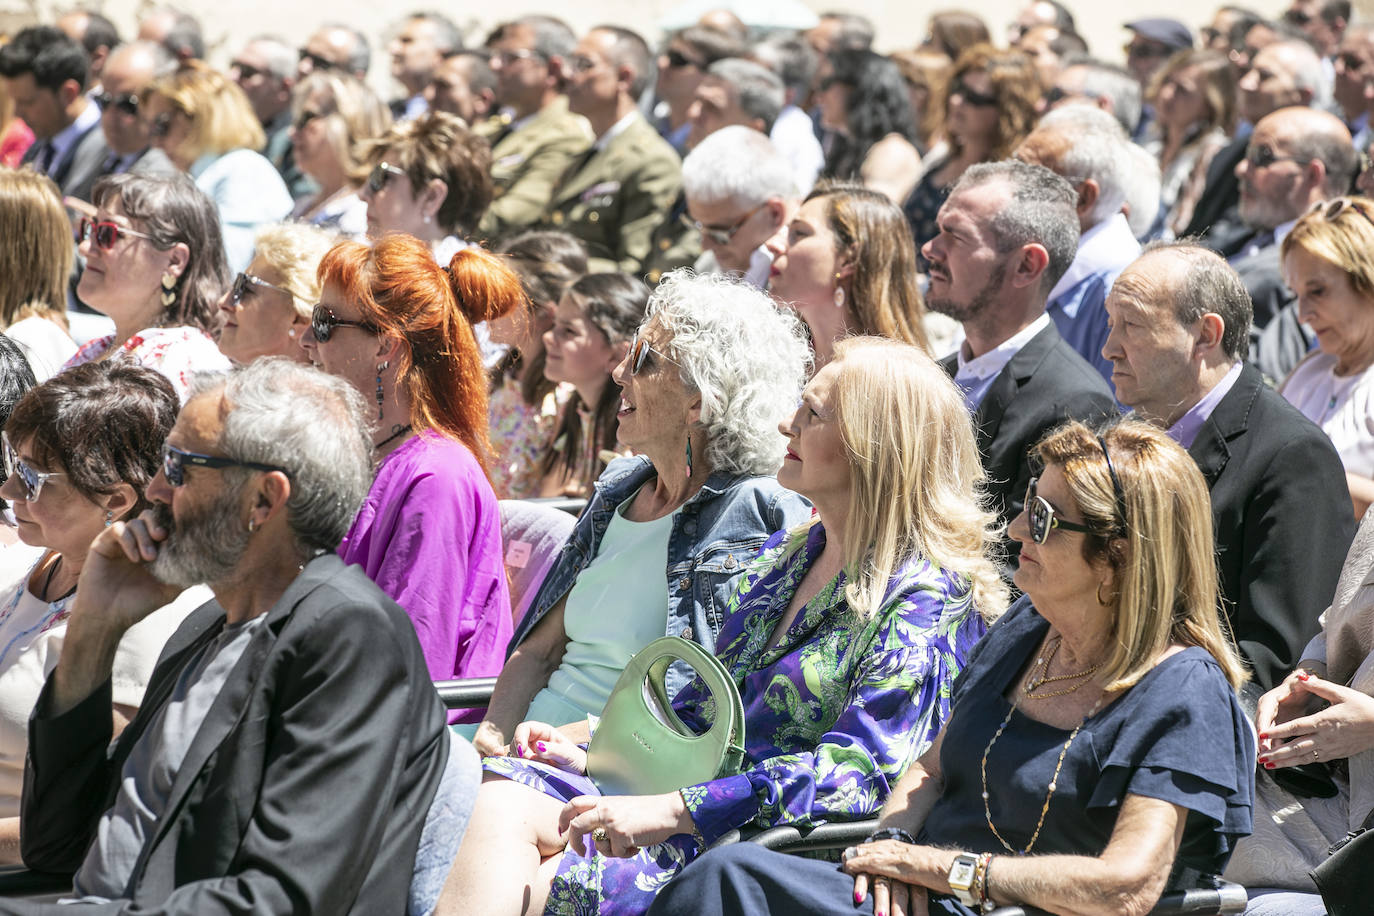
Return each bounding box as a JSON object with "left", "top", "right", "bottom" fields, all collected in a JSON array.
[
  {"left": 298, "top": 49, "right": 340, "bottom": 72},
  {"left": 628, "top": 334, "right": 679, "bottom": 375},
  {"left": 95, "top": 90, "right": 140, "bottom": 116},
  {"left": 366, "top": 161, "right": 407, "bottom": 194},
  {"left": 950, "top": 77, "right": 997, "bottom": 107},
  {"left": 161, "top": 443, "right": 286, "bottom": 487},
  {"left": 230, "top": 272, "right": 292, "bottom": 306},
  {"left": 664, "top": 48, "right": 702, "bottom": 69},
  {"left": 310, "top": 304, "right": 379, "bottom": 343},
  {"left": 1244, "top": 145, "right": 1309, "bottom": 169}
]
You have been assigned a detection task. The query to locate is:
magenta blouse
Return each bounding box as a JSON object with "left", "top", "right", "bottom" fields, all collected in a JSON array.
[{"left": 338, "top": 431, "right": 512, "bottom": 723}]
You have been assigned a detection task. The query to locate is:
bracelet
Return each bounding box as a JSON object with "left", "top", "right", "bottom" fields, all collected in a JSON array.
[
  {"left": 864, "top": 826, "right": 918, "bottom": 845},
  {"left": 978, "top": 853, "right": 996, "bottom": 914}
]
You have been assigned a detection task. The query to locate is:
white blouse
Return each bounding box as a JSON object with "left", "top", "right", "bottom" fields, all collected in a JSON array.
[{"left": 1281, "top": 350, "right": 1374, "bottom": 478}]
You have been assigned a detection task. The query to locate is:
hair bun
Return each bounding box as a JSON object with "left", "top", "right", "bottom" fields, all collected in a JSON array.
[{"left": 444, "top": 247, "right": 525, "bottom": 325}]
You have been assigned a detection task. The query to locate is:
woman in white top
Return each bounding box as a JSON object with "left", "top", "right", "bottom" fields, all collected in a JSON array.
[
  {"left": 0, "top": 169, "right": 77, "bottom": 380},
  {"left": 67, "top": 172, "right": 232, "bottom": 402},
  {"left": 0, "top": 360, "right": 207, "bottom": 863},
  {"left": 1280, "top": 197, "right": 1374, "bottom": 519}
]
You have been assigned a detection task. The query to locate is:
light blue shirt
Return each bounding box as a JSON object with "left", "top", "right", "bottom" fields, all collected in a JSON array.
[
  {"left": 1046, "top": 213, "right": 1141, "bottom": 383},
  {"left": 1167, "top": 361, "right": 1244, "bottom": 449},
  {"left": 190, "top": 149, "right": 293, "bottom": 274},
  {"left": 954, "top": 314, "right": 1051, "bottom": 411}
]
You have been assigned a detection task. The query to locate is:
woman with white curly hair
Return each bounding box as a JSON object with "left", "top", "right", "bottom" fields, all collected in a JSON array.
[{"left": 469, "top": 270, "right": 814, "bottom": 756}]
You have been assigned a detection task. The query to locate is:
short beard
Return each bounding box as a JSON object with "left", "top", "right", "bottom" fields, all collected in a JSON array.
[
  {"left": 148, "top": 486, "right": 252, "bottom": 589},
  {"left": 926, "top": 260, "right": 1007, "bottom": 323}
]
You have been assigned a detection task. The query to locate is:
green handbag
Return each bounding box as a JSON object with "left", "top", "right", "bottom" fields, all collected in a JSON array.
[{"left": 586, "top": 636, "right": 747, "bottom": 796}]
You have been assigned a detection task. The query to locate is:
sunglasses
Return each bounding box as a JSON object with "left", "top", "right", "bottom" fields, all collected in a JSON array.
[
  {"left": 294, "top": 108, "right": 327, "bottom": 131},
  {"left": 1125, "top": 41, "right": 1174, "bottom": 59},
  {"left": 628, "top": 334, "right": 679, "bottom": 375},
  {"left": 1282, "top": 8, "right": 1312, "bottom": 26},
  {"left": 230, "top": 272, "right": 292, "bottom": 306},
  {"left": 298, "top": 49, "right": 340, "bottom": 73},
  {"left": 161, "top": 443, "right": 287, "bottom": 488},
  {"left": 1024, "top": 435, "right": 1128, "bottom": 544},
  {"left": 79, "top": 217, "right": 157, "bottom": 251},
  {"left": 310, "top": 304, "right": 379, "bottom": 342},
  {"left": 689, "top": 201, "right": 769, "bottom": 246},
  {"left": 950, "top": 77, "right": 997, "bottom": 107},
  {"left": 95, "top": 90, "right": 140, "bottom": 116},
  {"left": 366, "top": 161, "right": 407, "bottom": 194},
  {"left": 1244, "top": 145, "right": 1309, "bottom": 169},
  {"left": 664, "top": 48, "right": 701, "bottom": 70},
  {"left": 1314, "top": 197, "right": 1374, "bottom": 232},
  {"left": 1, "top": 435, "right": 64, "bottom": 502},
  {"left": 231, "top": 60, "right": 267, "bottom": 81}
]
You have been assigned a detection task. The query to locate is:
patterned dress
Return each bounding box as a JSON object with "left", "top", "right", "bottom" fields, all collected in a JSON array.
[
  {"left": 64, "top": 326, "right": 232, "bottom": 404},
  {"left": 484, "top": 522, "right": 991, "bottom": 915},
  {"left": 488, "top": 376, "right": 571, "bottom": 499}
]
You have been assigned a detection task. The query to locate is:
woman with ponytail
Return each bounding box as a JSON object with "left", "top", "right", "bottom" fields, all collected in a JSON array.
[{"left": 301, "top": 234, "right": 522, "bottom": 722}]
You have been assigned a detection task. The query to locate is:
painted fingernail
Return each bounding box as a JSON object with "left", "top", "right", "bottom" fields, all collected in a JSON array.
[
  {"left": 1264, "top": 762, "right": 1275, "bottom": 769},
  {"left": 854, "top": 891, "right": 863, "bottom": 904},
  {"left": 1258, "top": 733, "right": 1269, "bottom": 740},
  {"left": 514, "top": 742, "right": 524, "bottom": 756},
  {"left": 1298, "top": 672, "right": 1310, "bottom": 681},
  {"left": 536, "top": 741, "right": 547, "bottom": 753}
]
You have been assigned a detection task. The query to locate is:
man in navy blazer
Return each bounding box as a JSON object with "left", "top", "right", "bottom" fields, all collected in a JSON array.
[
  {"left": 1103, "top": 242, "right": 1355, "bottom": 690},
  {"left": 3, "top": 361, "right": 469, "bottom": 915},
  {"left": 924, "top": 160, "right": 1117, "bottom": 565}
]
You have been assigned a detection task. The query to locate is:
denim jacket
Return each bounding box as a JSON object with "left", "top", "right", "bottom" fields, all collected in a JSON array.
[{"left": 508, "top": 455, "right": 813, "bottom": 698}]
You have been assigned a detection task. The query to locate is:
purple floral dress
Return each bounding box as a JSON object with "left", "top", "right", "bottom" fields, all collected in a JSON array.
[{"left": 483, "top": 522, "right": 992, "bottom": 915}]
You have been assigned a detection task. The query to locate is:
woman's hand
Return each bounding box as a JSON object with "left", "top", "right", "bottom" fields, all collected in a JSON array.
[
  {"left": 1260, "top": 672, "right": 1374, "bottom": 767},
  {"left": 843, "top": 841, "right": 953, "bottom": 916},
  {"left": 471, "top": 721, "right": 509, "bottom": 758},
  {"left": 558, "top": 792, "right": 695, "bottom": 858},
  {"left": 509, "top": 720, "right": 587, "bottom": 774}
]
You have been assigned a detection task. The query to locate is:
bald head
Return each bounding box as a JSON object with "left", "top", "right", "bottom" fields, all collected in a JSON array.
[
  {"left": 1239, "top": 106, "right": 1357, "bottom": 229},
  {"left": 1239, "top": 39, "right": 1324, "bottom": 123}
]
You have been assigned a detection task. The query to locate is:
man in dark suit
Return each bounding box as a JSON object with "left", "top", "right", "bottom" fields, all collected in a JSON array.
[
  {"left": 93, "top": 42, "right": 178, "bottom": 181},
  {"left": 4, "top": 361, "right": 470, "bottom": 915},
  {"left": 922, "top": 159, "right": 1117, "bottom": 557},
  {"left": 1102, "top": 242, "right": 1355, "bottom": 690},
  {"left": 0, "top": 26, "right": 109, "bottom": 202}
]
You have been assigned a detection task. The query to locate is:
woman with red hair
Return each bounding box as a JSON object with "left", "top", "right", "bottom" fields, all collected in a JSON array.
[{"left": 301, "top": 234, "right": 521, "bottom": 723}]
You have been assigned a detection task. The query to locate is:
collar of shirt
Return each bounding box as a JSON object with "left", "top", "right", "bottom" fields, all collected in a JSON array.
[
  {"left": 1274, "top": 217, "right": 1298, "bottom": 249},
  {"left": 743, "top": 246, "right": 772, "bottom": 289},
  {"left": 46, "top": 101, "right": 100, "bottom": 170},
  {"left": 593, "top": 110, "right": 638, "bottom": 152},
  {"left": 403, "top": 94, "right": 429, "bottom": 121},
  {"left": 1167, "top": 360, "right": 1244, "bottom": 449},
  {"left": 1046, "top": 213, "right": 1141, "bottom": 309},
  {"left": 955, "top": 313, "right": 1051, "bottom": 384}
]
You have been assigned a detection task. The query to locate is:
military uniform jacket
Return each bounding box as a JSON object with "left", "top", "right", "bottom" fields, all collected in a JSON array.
[
  {"left": 640, "top": 190, "right": 701, "bottom": 286},
  {"left": 537, "top": 111, "right": 682, "bottom": 274},
  {"left": 476, "top": 98, "right": 593, "bottom": 242}
]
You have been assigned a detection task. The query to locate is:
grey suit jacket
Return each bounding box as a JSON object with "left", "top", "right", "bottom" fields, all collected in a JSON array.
[{"left": 8, "top": 555, "right": 448, "bottom": 916}]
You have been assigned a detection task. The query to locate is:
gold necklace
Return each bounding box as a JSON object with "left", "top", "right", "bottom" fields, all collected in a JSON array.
[
  {"left": 980, "top": 691, "right": 1105, "bottom": 854},
  {"left": 1023, "top": 635, "right": 1100, "bottom": 699}
]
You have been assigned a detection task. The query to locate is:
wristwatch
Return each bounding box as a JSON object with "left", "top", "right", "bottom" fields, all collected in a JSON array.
[{"left": 948, "top": 853, "right": 980, "bottom": 908}]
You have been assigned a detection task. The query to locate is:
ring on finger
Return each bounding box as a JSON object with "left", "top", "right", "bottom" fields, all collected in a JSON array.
[{"left": 592, "top": 828, "right": 608, "bottom": 842}]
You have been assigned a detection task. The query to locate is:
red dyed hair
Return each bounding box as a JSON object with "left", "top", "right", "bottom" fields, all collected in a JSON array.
[{"left": 318, "top": 235, "right": 524, "bottom": 469}]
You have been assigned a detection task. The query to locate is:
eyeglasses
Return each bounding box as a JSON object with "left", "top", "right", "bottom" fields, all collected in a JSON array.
[
  {"left": 94, "top": 90, "right": 140, "bottom": 116},
  {"left": 1, "top": 435, "right": 64, "bottom": 502},
  {"left": 490, "top": 48, "right": 544, "bottom": 67},
  {"left": 79, "top": 217, "right": 157, "bottom": 251},
  {"left": 310, "top": 304, "right": 379, "bottom": 342},
  {"left": 231, "top": 60, "right": 267, "bottom": 81},
  {"left": 1313, "top": 197, "right": 1374, "bottom": 232},
  {"left": 1125, "top": 41, "right": 1174, "bottom": 60},
  {"left": 1043, "top": 86, "right": 1073, "bottom": 106},
  {"left": 628, "top": 334, "right": 679, "bottom": 375},
  {"left": 1244, "top": 145, "right": 1310, "bottom": 169},
  {"left": 690, "top": 201, "right": 769, "bottom": 246},
  {"left": 298, "top": 49, "right": 340, "bottom": 73},
  {"left": 161, "top": 443, "right": 286, "bottom": 488},
  {"left": 366, "top": 161, "right": 407, "bottom": 194},
  {"left": 230, "top": 272, "right": 292, "bottom": 306},
  {"left": 950, "top": 77, "right": 998, "bottom": 107},
  {"left": 294, "top": 108, "right": 327, "bottom": 131},
  {"left": 565, "top": 54, "right": 600, "bottom": 74},
  {"left": 1282, "top": 8, "right": 1312, "bottom": 27},
  {"left": 1024, "top": 435, "right": 1128, "bottom": 544},
  {"left": 664, "top": 48, "right": 701, "bottom": 70}
]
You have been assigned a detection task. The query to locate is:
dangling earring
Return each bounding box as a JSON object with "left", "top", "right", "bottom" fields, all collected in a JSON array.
[
  {"left": 684, "top": 433, "right": 693, "bottom": 479},
  {"left": 160, "top": 271, "right": 177, "bottom": 308},
  {"left": 833, "top": 273, "right": 845, "bottom": 309},
  {"left": 375, "top": 361, "right": 389, "bottom": 420},
  {"left": 104, "top": 510, "right": 114, "bottom": 527}
]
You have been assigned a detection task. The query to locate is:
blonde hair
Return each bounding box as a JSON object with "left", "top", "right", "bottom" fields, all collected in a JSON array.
[
  {"left": 148, "top": 61, "right": 265, "bottom": 162},
  {"left": 251, "top": 223, "right": 337, "bottom": 320},
  {"left": 292, "top": 70, "right": 392, "bottom": 178},
  {"left": 1035, "top": 420, "right": 1248, "bottom": 691},
  {"left": 0, "top": 167, "right": 71, "bottom": 327},
  {"left": 1281, "top": 197, "right": 1374, "bottom": 300},
  {"left": 826, "top": 336, "right": 1008, "bottom": 622}
]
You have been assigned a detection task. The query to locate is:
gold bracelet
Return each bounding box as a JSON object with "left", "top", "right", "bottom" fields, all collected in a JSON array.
[{"left": 976, "top": 852, "right": 995, "bottom": 913}]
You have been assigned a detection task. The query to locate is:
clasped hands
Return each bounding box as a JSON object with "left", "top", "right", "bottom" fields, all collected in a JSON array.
[{"left": 1255, "top": 668, "right": 1374, "bottom": 769}]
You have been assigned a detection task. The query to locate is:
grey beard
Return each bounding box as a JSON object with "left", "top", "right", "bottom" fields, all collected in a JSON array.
[{"left": 147, "top": 493, "right": 251, "bottom": 589}]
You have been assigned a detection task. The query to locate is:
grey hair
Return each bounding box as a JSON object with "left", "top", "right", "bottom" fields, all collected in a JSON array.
[
  {"left": 1063, "top": 58, "right": 1142, "bottom": 136},
  {"left": 190, "top": 359, "right": 373, "bottom": 553},
  {"left": 246, "top": 35, "right": 298, "bottom": 83},
  {"left": 407, "top": 11, "right": 464, "bottom": 55},
  {"left": 1120, "top": 142, "right": 1163, "bottom": 239},
  {"left": 818, "top": 12, "right": 875, "bottom": 51},
  {"left": 954, "top": 160, "right": 1080, "bottom": 295},
  {"left": 1037, "top": 105, "right": 1132, "bottom": 227},
  {"left": 707, "top": 58, "right": 785, "bottom": 133},
  {"left": 752, "top": 34, "right": 817, "bottom": 99},
  {"left": 1134, "top": 241, "right": 1252, "bottom": 361},
  {"left": 319, "top": 23, "right": 371, "bottom": 76},
  {"left": 648, "top": 270, "right": 811, "bottom": 476},
  {"left": 682, "top": 125, "right": 797, "bottom": 207},
  {"left": 1265, "top": 39, "right": 1329, "bottom": 109},
  {"left": 513, "top": 15, "right": 576, "bottom": 60},
  {"left": 1285, "top": 119, "right": 1361, "bottom": 197}
]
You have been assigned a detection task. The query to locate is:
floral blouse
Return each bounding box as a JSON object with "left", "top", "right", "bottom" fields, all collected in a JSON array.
[
  {"left": 488, "top": 376, "right": 571, "bottom": 499},
  {"left": 678, "top": 521, "right": 990, "bottom": 843},
  {"left": 65, "top": 326, "right": 232, "bottom": 404}
]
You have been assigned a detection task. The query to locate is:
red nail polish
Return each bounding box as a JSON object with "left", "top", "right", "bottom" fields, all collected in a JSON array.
[
  {"left": 1298, "top": 672, "right": 1310, "bottom": 681},
  {"left": 1258, "top": 733, "right": 1269, "bottom": 740},
  {"left": 1264, "top": 762, "right": 1275, "bottom": 769}
]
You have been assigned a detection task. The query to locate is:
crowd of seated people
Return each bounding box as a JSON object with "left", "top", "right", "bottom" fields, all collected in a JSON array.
[{"left": 0, "top": 2, "right": 1372, "bottom": 914}]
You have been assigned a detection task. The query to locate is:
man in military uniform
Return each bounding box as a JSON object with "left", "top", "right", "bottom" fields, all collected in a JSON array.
[
  {"left": 536, "top": 25, "right": 681, "bottom": 274},
  {"left": 476, "top": 17, "right": 592, "bottom": 241}
]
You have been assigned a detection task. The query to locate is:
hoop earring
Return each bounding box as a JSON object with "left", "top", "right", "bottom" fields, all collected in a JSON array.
[
  {"left": 684, "top": 433, "right": 693, "bottom": 479},
  {"left": 247, "top": 518, "right": 258, "bottom": 533},
  {"left": 375, "top": 361, "right": 389, "bottom": 420},
  {"left": 1096, "top": 582, "right": 1116, "bottom": 607},
  {"left": 160, "top": 272, "right": 177, "bottom": 308}
]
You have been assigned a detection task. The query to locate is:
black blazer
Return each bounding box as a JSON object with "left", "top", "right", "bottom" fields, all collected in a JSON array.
[
  {"left": 22, "top": 119, "right": 110, "bottom": 203},
  {"left": 1183, "top": 132, "right": 1247, "bottom": 241},
  {"left": 1231, "top": 240, "right": 1293, "bottom": 331},
  {"left": 941, "top": 322, "right": 1118, "bottom": 541},
  {"left": 1188, "top": 363, "right": 1355, "bottom": 691},
  {"left": 12, "top": 555, "right": 449, "bottom": 915}
]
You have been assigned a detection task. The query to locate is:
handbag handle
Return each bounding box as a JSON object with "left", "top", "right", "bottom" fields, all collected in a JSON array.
[{"left": 636, "top": 637, "right": 745, "bottom": 747}]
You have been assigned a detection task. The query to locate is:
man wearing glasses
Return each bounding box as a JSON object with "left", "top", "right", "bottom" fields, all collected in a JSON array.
[
  {"left": 296, "top": 24, "right": 370, "bottom": 81},
  {"left": 92, "top": 42, "right": 178, "bottom": 182},
  {"left": 1230, "top": 106, "right": 1357, "bottom": 380},
  {"left": 1122, "top": 18, "right": 1194, "bottom": 142},
  {"left": 1102, "top": 242, "right": 1354, "bottom": 690},
  {"left": 474, "top": 16, "right": 591, "bottom": 240},
  {"left": 228, "top": 36, "right": 313, "bottom": 202},
  {"left": 3, "top": 361, "right": 469, "bottom": 916}
]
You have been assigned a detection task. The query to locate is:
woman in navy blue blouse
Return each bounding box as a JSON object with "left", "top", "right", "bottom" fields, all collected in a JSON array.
[{"left": 648, "top": 419, "right": 1255, "bottom": 916}]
